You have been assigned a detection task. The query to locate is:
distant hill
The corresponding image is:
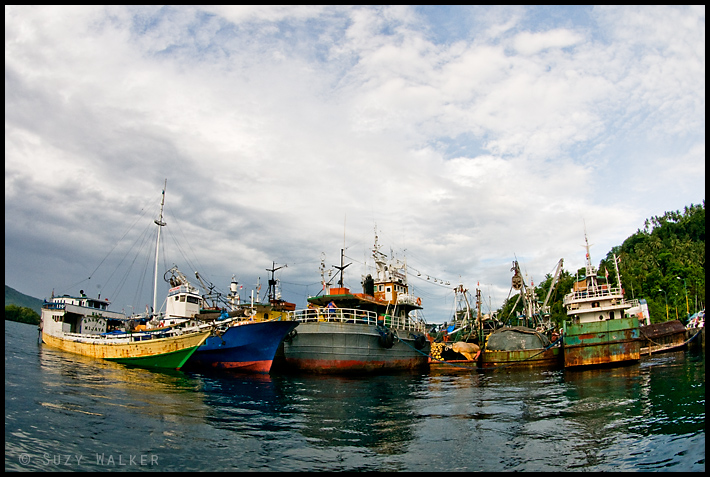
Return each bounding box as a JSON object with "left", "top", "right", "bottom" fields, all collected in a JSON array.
[{"left": 5, "top": 285, "right": 43, "bottom": 314}]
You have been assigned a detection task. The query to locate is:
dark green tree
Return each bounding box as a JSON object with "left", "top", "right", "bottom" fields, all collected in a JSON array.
[{"left": 5, "top": 305, "right": 41, "bottom": 325}]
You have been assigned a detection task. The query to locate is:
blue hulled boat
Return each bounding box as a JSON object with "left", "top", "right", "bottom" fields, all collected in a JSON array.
[
  {"left": 185, "top": 311, "right": 298, "bottom": 373},
  {"left": 157, "top": 266, "right": 298, "bottom": 373}
]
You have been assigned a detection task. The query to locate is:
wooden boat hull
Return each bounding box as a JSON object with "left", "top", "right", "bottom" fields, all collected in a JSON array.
[
  {"left": 183, "top": 320, "right": 299, "bottom": 373},
  {"left": 280, "top": 321, "right": 429, "bottom": 374},
  {"left": 639, "top": 320, "right": 688, "bottom": 355},
  {"left": 41, "top": 330, "right": 210, "bottom": 369},
  {"left": 428, "top": 359, "right": 477, "bottom": 373},
  {"left": 563, "top": 317, "right": 640, "bottom": 368},
  {"left": 480, "top": 347, "right": 561, "bottom": 369},
  {"left": 428, "top": 348, "right": 562, "bottom": 372}
]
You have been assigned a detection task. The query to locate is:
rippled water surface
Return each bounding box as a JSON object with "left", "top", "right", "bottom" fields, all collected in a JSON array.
[{"left": 5, "top": 320, "right": 705, "bottom": 471}]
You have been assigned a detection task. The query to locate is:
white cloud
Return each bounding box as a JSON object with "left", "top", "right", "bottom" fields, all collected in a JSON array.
[
  {"left": 512, "top": 28, "right": 584, "bottom": 55},
  {"left": 5, "top": 5, "right": 704, "bottom": 321}
]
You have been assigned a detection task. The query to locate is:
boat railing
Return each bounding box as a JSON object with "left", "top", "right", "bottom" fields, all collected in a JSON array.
[
  {"left": 396, "top": 293, "right": 419, "bottom": 306},
  {"left": 288, "top": 308, "right": 426, "bottom": 332},
  {"left": 626, "top": 298, "right": 640, "bottom": 308},
  {"left": 563, "top": 285, "right": 625, "bottom": 303},
  {"left": 63, "top": 327, "right": 192, "bottom": 342}
]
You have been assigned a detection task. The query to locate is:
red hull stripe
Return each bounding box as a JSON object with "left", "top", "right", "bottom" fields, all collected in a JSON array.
[
  {"left": 208, "top": 360, "right": 272, "bottom": 373},
  {"left": 284, "top": 357, "right": 426, "bottom": 373}
]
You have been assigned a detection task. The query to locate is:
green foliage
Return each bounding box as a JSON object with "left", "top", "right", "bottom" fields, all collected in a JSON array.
[
  {"left": 612, "top": 202, "right": 705, "bottom": 323},
  {"left": 495, "top": 201, "right": 705, "bottom": 325},
  {"left": 5, "top": 305, "right": 41, "bottom": 325},
  {"left": 537, "top": 269, "right": 576, "bottom": 328}
]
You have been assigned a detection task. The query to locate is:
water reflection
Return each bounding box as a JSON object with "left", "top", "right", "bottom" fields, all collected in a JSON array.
[
  {"left": 275, "top": 373, "right": 422, "bottom": 455},
  {"left": 560, "top": 353, "right": 705, "bottom": 471},
  {"left": 37, "top": 345, "right": 206, "bottom": 417},
  {"left": 5, "top": 321, "right": 705, "bottom": 472}
]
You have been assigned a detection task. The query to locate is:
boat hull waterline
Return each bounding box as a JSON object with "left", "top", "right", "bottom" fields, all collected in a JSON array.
[
  {"left": 282, "top": 322, "right": 429, "bottom": 374},
  {"left": 480, "top": 347, "right": 562, "bottom": 369},
  {"left": 41, "top": 330, "right": 210, "bottom": 369},
  {"left": 185, "top": 320, "right": 299, "bottom": 373}
]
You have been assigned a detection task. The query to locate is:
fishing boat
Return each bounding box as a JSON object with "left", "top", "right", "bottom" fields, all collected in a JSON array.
[
  {"left": 427, "top": 284, "right": 486, "bottom": 372},
  {"left": 39, "top": 181, "right": 210, "bottom": 369},
  {"left": 481, "top": 326, "right": 561, "bottom": 369},
  {"left": 562, "top": 233, "right": 640, "bottom": 368},
  {"left": 164, "top": 265, "right": 299, "bottom": 373},
  {"left": 280, "top": 235, "right": 430, "bottom": 374},
  {"left": 624, "top": 298, "right": 686, "bottom": 355},
  {"left": 479, "top": 259, "right": 564, "bottom": 369},
  {"left": 40, "top": 292, "right": 210, "bottom": 369},
  {"left": 639, "top": 319, "right": 689, "bottom": 355}
]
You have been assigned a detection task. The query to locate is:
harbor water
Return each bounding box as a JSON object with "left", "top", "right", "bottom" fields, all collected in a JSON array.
[{"left": 5, "top": 320, "right": 705, "bottom": 472}]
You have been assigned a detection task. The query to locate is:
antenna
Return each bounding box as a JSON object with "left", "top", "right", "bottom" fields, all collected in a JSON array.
[
  {"left": 333, "top": 249, "right": 351, "bottom": 288},
  {"left": 266, "top": 262, "right": 286, "bottom": 303}
]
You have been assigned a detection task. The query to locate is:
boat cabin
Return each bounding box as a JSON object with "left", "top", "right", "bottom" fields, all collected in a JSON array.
[
  {"left": 41, "top": 292, "right": 126, "bottom": 336},
  {"left": 164, "top": 284, "right": 204, "bottom": 325}
]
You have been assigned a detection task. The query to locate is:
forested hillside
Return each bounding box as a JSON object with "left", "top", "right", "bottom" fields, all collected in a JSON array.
[
  {"left": 605, "top": 202, "right": 705, "bottom": 323},
  {"left": 5, "top": 285, "right": 43, "bottom": 314},
  {"left": 499, "top": 202, "right": 705, "bottom": 326},
  {"left": 5, "top": 285, "right": 43, "bottom": 325}
]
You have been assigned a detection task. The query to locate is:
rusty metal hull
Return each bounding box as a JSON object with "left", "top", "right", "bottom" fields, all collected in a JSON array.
[
  {"left": 563, "top": 317, "right": 640, "bottom": 368},
  {"left": 480, "top": 347, "right": 562, "bottom": 369},
  {"left": 280, "top": 321, "right": 429, "bottom": 374}
]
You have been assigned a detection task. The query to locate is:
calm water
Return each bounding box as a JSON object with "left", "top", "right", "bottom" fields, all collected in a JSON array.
[{"left": 5, "top": 320, "right": 705, "bottom": 472}]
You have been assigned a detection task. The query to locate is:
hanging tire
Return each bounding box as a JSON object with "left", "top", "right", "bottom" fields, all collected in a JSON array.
[
  {"left": 413, "top": 334, "right": 426, "bottom": 350},
  {"left": 377, "top": 326, "right": 395, "bottom": 348}
]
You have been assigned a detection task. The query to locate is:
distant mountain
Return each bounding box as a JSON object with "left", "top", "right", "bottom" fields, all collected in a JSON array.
[{"left": 5, "top": 285, "right": 43, "bottom": 314}]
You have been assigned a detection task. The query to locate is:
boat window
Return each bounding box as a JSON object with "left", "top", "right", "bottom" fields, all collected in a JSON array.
[
  {"left": 187, "top": 296, "right": 199, "bottom": 304},
  {"left": 179, "top": 296, "right": 186, "bottom": 302}
]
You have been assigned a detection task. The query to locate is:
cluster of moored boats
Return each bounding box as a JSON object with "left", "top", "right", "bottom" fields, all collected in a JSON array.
[{"left": 38, "top": 185, "right": 705, "bottom": 374}]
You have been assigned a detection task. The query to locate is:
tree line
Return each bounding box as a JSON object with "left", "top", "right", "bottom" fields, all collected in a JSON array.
[
  {"left": 498, "top": 201, "right": 705, "bottom": 326},
  {"left": 5, "top": 304, "right": 41, "bottom": 325}
]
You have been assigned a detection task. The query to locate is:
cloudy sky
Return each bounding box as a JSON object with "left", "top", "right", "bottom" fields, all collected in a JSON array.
[{"left": 5, "top": 5, "right": 705, "bottom": 322}]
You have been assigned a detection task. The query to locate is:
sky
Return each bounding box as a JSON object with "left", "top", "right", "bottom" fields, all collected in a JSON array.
[{"left": 5, "top": 5, "right": 705, "bottom": 323}]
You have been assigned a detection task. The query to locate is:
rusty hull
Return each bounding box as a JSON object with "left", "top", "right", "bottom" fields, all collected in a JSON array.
[
  {"left": 563, "top": 317, "right": 640, "bottom": 368},
  {"left": 479, "top": 347, "right": 562, "bottom": 369}
]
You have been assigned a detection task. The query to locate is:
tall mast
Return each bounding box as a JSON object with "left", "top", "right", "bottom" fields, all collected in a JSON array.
[
  {"left": 583, "top": 231, "right": 594, "bottom": 278},
  {"left": 152, "top": 179, "right": 167, "bottom": 315},
  {"left": 476, "top": 286, "right": 482, "bottom": 341},
  {"left": 613, "top": 253, "right": 623, "bottom": 291}
]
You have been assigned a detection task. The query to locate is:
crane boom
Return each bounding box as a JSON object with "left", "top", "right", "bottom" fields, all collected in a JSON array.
[{"left": 542, "top": 258, "right": 564, "bottom": 311}]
